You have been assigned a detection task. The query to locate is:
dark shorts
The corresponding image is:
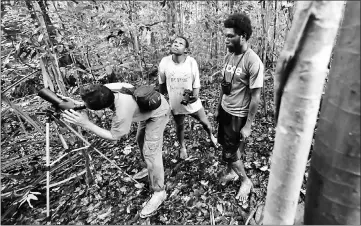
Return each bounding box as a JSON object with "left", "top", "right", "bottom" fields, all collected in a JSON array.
[{"left": 218, "top": 106, "right": 247, "bottom": 163}]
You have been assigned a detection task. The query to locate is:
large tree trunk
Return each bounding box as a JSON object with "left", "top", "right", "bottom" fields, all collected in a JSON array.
[
  {"left": 304, "top": 1, "right": 360, "bottom": 224},
  {"left": 263, "top": 2, "right": 345, "bottom": 224}
]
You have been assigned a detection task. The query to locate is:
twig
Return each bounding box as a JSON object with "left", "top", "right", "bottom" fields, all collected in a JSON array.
[
  {"left": 54, "top": 117, "right": 147, "bottom": 189},
  {"left": 50, "top": 146, "right": 88, "bottom": 167},
  {"left": 209, "top": 206, "right": 215, "bottom": 225},
  {"left": 245, "top": 202, "right": 263, "bottom": 225},
  {"left": 48, "top": 170, "right": 86, "bottom": 188},
  {"left": 1, "top": 70, "right": 40, "bottom": 94}
]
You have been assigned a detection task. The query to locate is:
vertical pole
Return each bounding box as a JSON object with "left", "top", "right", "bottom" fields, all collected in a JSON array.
[{"left": 45, "top": 121, "right": 50, "bottom": 224}]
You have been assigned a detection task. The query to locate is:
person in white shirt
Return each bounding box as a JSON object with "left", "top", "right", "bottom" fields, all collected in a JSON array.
[{"left": 158, "top": 36, "right": 218, "bottom": 159}]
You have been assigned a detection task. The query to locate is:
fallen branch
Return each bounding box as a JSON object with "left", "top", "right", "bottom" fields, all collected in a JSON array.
[
  {"left": 47, "top": 170, "right": 86, "bottom": 189},
  {"left": 1, "top": 70, "right": 41, "bottom": 94}
]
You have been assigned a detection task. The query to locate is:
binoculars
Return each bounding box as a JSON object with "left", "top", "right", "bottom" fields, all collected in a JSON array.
[
  {"left": 38, "top": 88, "right": 86, "bottom": 111},
  {"left": 181, "top": 89, "right": 196, "bottom": 105}
]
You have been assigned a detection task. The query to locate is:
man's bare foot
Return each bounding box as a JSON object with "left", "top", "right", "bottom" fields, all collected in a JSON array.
[
  {"left": 220, "top": 169, "right": 239, "bottom": 185},
  {"left": 210, "top": 134, "right": 220, "bottom": 148},
  {"left": 235, "top": 178, "right": 253, "bottom": 203},
  {"left": 179, "top": 148, "right": 188, "bottom": 160}
]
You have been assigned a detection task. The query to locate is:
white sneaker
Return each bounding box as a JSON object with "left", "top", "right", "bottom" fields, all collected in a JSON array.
[{"left": 140, "top": 190, "right": 167, "bottom": 218}]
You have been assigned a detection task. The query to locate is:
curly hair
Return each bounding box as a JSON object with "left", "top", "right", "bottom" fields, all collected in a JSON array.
[
  {"left": 80, "top": 84, "right": 114, "bottom": 110},
  {"left": 224, "top": 13, "right": 253, "bottom": 40}
]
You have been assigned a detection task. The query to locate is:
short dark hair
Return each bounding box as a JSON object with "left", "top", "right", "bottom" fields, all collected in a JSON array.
[
  {"left": 175, "top": 36, "right": 189, "bottom": 49},
  {"left": 80, "top": 84, "right": 114, "bottom": 110},
  {"left": 224, "top": 13, "right": 252, "bottom": 40}
]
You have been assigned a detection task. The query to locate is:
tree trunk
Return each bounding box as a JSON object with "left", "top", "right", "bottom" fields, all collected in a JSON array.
[
  {"left": 272, "top": 0, "right": 278, "bottom": 66},
  {"left": 304, "top": 1, "right": 360, "bottom": 224},
  {"left": 263, "top": 1, "right": 345, "bottom": 224},
  {"left": 261, "top": 1, "right": 268, "bottom": 116}
]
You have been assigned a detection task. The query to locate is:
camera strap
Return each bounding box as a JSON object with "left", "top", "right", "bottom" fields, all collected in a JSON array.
[{"left": 223, "top": 48, "right": 248, "bottom": 84}]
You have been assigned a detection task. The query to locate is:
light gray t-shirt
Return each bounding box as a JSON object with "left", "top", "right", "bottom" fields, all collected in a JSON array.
[
  {"left": 104, "top": 83, "right": 170, "bottom": 139},
  {"left": 221, "top": 48, "right": 264, "bottom": 117}
]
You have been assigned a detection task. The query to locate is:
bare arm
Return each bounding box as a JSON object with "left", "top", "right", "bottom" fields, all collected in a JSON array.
[
  {"left": 244, "top": 88, "right": 262, "bottom": 129},
  {"left": 159, "top": 83, "right": 167, "bottom": 95},
  {"left": 217, "top": 85, "right": 224, "bottom": 111},
  {"left": 62, "top": 109, "right": 120, "bottom": 141},
  {"left": 192, "top": 88, "right": 200, "bottom": 98},
  {"left": 83, "top": 121, "right": 119, "bottom": 141}
]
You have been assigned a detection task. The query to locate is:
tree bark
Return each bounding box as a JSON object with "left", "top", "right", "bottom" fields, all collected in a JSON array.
[
  {"left": 261, "top": 1, "right": 268, "bottom": 116},
  {"left": 304, "top": 1, "right": 360, "bottom": 224},
  {"left": 272, "top": 0, "right": 278, "bottom": 66},
  {"left": 263, "top": 1, "right": 345, "bottom": 224}
]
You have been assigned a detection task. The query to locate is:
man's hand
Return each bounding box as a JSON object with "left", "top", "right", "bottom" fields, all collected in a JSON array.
[
  {"left": 56, "top": 94, "right": 84, "bottom": 105},
  {"left": 240, "top": 125, "right": 251, "bottom": 140},
  {"left": 62, "top": 109, "right": 90, "bottom": 128}
]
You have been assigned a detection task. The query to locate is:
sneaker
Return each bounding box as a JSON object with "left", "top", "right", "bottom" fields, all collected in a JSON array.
[
  {"left": 220, "top": 169, "right": 239, "bottom": 185},
  {"left": 133, "top": 168, "right": 148, "bottom": 180},
  {"left": 140, "top": 190, "right": 167, "bottom": 218}
]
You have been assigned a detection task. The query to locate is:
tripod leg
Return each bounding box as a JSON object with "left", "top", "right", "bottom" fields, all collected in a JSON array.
[{"left": 46, "top": 122, "right": 50, "bottom": 224}]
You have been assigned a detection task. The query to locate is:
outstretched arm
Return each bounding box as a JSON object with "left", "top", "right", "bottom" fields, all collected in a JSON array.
[{"left": 62, "top": 109, "right": 119, "bottom": 141}]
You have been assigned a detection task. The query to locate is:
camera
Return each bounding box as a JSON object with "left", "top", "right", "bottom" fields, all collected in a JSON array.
[
  {"left": 38, "top": 88, "right": 86, "bottom": 111},
  {"left": 221, "top": 79, "right": 232, "bottom": 95},
  {"left": 181, "top": 89, "right": 197, "bottom": 105}
]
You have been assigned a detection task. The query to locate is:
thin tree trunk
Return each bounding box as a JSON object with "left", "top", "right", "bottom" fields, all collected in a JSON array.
[
  {"left": 263, "top": 1, "right": 345, "bottom": 224},
  {"left": 272, "top": 0, "right": 278, "bottom": 66},
  {"left": 304, "top": 1, "right": 360, "bottom": 224},
  {"left": 261, "top": 1, "right": 268, "bottom": 116}
]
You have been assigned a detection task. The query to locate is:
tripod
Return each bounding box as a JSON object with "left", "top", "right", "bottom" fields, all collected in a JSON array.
[{"left": 41, "top": 108, "right": 144, "bottom": 224}]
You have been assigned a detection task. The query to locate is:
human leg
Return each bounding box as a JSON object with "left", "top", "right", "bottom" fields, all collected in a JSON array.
[
  {"left": 140, "top": 114, "right": 169, "bottom": 217},
  {"left": 190, "top": 107, "right": 219, "bottom": 147},
  {"left": 172, "top": 113, "right": 187, "bottom": 159},
  {"left": 218, "top": 107, "right": 253, "bottom": 200},
  {"left": 134, "top": 121, "right": 148, "bottom": 178}
]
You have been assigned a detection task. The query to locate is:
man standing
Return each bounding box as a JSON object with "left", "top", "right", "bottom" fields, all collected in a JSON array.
[
  {"left": 61, "top": 83, "right": 170, "bottom": 218},
  {"left": 158, "top": 36, "right": 218, "bottom": 159},
  {"left": 215, "top": 13, "right": 264, "bottom": 202}
]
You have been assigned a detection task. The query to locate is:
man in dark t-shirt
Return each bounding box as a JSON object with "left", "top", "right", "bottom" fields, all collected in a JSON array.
[{"left": 215, "top": 13, "right": 264, "bottom": 203}]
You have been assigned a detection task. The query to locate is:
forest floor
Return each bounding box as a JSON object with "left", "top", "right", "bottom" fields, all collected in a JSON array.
[{"left": 1, "top": 74, "right": 309, "bottom": 225}]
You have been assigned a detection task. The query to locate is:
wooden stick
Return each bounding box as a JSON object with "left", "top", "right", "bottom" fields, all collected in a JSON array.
[
  {"left": 55, "top": 117, "right": 146, "bottom": 188},
  {"left": 48, "top": 170, "right": 86, "bottom": 188},
  {"left": 50, "top": 146, "right": 88, "bottom": 167},
  {"left": 45, "top": 122, "right": 50, "bottom": 225}
]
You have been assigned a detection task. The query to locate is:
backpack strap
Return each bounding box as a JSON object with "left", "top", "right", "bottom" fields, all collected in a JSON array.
[{"left": 116, "top": 86, "right": 135, "bottom": 96}]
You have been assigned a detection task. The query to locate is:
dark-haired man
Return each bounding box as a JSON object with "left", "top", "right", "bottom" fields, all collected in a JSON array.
[
  {"left": 61, "top": 83, "right": 170, "bottom": 218},
  {"left": 215, "top": 13, "right": 264, "bottom": 202},
  {"left": 158, "top": 36, "right": 218, "bottom": 159}
]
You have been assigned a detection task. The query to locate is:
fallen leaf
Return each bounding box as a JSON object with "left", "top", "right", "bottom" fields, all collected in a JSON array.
[
  {"left": 98, "top": 206, "right": 112, "bottom": 220},
  {"left": 200, "top": 180, "right": 209, "bottom": 186},
  {"left": 119, "top": 186, "right": 127, "bottom": 193},
  {"left": 123, "top": 146, "right": 132, "bottom": 155},
  {"left": 135, "top": 183, "right": 145, "bottom": 189},
  {"left": 260, "top": 165, "right": 268, "bottom": 171},
  {"left": 216, "top": 204, "right": 223, "bottom": 214}
]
